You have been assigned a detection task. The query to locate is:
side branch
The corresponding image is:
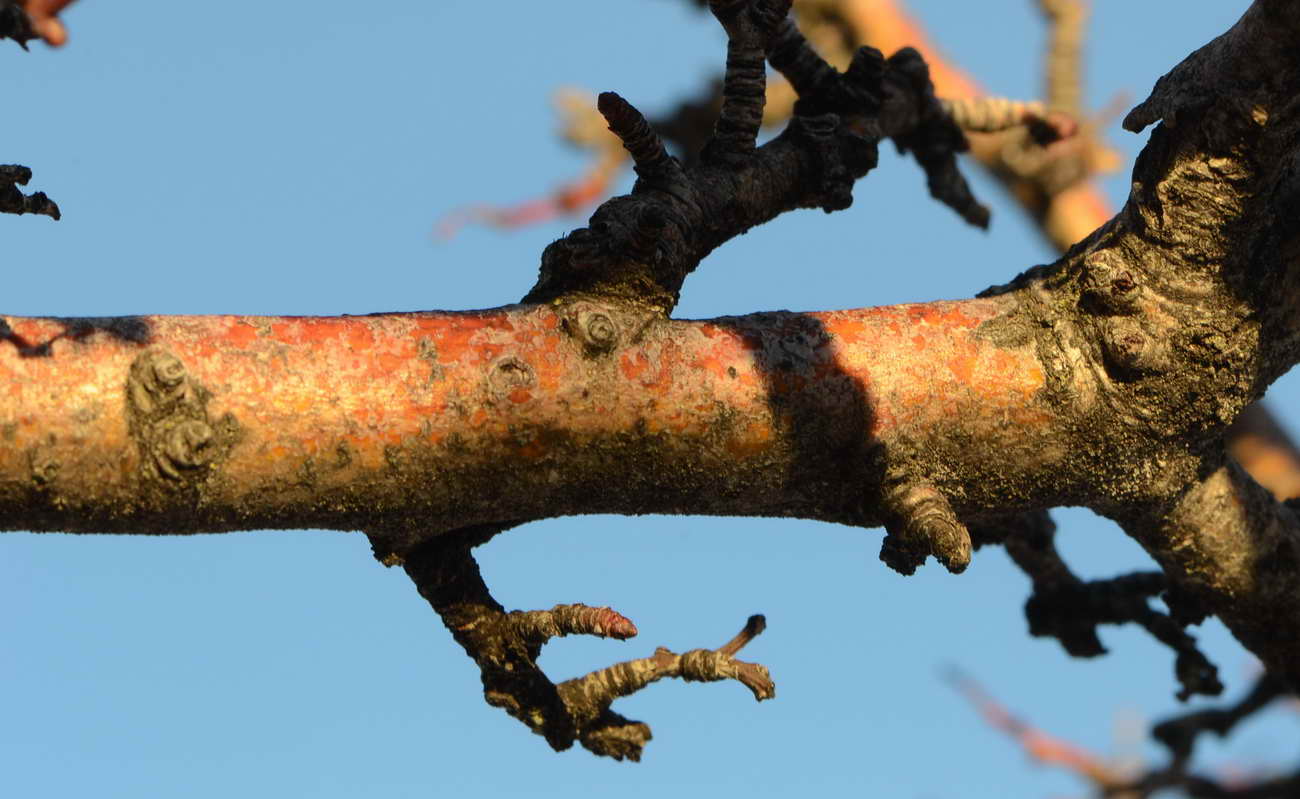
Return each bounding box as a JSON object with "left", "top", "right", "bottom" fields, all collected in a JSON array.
[
  {"left": 524, "top": 0, "right": 985, "bottom": 309},
  {"left": 1121, "top": 462, "right": 1300, "bottom": 688},
  {"left": 951, "top": 670, "right": 1298, "bottom": 797},
  {"left": 400, "top": 530, "right": 771, "bottom": 761},
  {"left": 1, "top": 164, "right": 60, "bottom": 219},
  {"left": 972, "top": 511, "right": 1222, "bottom": 700}
]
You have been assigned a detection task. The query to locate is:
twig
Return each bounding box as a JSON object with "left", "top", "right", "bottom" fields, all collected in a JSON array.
[
  {"left": 395, "top": 528, "right": 773, "bottom": 761},
  {"left": 0, "top": 164, "right": 61, "bottom": 219}
]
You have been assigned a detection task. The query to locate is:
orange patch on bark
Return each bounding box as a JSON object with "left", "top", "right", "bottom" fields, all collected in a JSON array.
[
  {"left": 413, "top": 313, "right": 511, "bottom": 364},
  {"left": 692, "top": 354, "right": 731, "bottom": 381},
  {"left": 376, "top": 352, "right": 407, "bottom": 375},
  {"left": 621, "top": 351, "right": 651, "bottom": 381},
  {"left": 346, "top": 324, "right": 375, "bottom": 351},
  {"left": 225, "top": 320, "right": 261, "bottom": 348},
  {"left": 947, "top": 351, "right": 976, "bottom": 384}
]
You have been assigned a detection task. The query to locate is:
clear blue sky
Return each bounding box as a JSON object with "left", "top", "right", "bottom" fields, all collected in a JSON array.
[{"left": 3, "top": 2, "right": 1295, "bottom": 797}]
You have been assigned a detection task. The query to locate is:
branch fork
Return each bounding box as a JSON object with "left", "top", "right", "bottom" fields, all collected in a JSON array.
[
  {"left": 524, "top": 0, "right": 987, "bottom": 310},
  {"left": 397, "top": 530, "right": 772, "bottom": 761}
]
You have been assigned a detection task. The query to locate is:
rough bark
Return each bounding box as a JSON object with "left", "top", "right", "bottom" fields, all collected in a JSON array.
[{"left": 6, "top": 0, "right": 1300, "bottom": 757}]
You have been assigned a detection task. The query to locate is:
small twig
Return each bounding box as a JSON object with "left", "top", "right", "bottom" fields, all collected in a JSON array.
[
  {"left": 949, "top": 666, "right": 1300, "bottom": 798},
  {"left": 509, "top": 603, "right": 639, "bottom": 644},
  {"left": 970, "top": 511, "right": 1222, "bottom": 700},
  {"left": 1151, "top": 673, "right": 1288, "bottom": 767},
  {"left": 718, "top": 613, "right": 766, "bottom": 656},
  {"left": 940, "top": 96, "right": 1078, "bottom": 144},
  {"left": 701, "top": 0, "right": 790, "bottom": 164},
  {"left": 1038, "top": 0, "right": 1087, "bottom": 116},
  {"left": 557, "top": 615, "right": 774, "bottom": 759},
  {"left": 597, "top": 92, "right": 681, "bottom": 183},
  {"left": 0, "top": 164, "right": 61, "bottom": 220},
  {"left": 880, "top": 480, "right": 972, "bottom": 575},
  {"left": 945, "top": 667, "right": 1124, "bottom": 790},
  {"left": 0, "top": 0, "right": 74, "bottom": 48},
  {"left": 394, "top": 528, "right": 774, "bottom": 762}
]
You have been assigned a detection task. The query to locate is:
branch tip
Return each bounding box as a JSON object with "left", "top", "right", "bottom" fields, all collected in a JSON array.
[
  {"left": 1, "top": 164, "right": 60, "bottom": 219},
  {"left": 718, "top": 613, "right": 767, "bottom": 656},
  {"left": 880, "top": 482, "right": 972, "bottom": 575},
  {"left": 509, "top": 603, "right": 640, "bottom": 646},
  {"left": 701, "top": 0, "right": 790, "bottom": 164},
  {"left": 0, "top": 0, "right": 71, "bottom": 48},
  {"left": 844, "top": 45, "right": 887, "bottom": 91},
  {"left": 596, "top": 92, "right": 678, "bottom": 182}
]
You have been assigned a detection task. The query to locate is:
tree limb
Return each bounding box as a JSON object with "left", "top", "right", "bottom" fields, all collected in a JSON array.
[{"left": 7, "top": 0, "right": 1300, "bottom": 758}]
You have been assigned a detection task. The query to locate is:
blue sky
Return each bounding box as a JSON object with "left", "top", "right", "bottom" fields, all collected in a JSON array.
[{"left": 3, "top": 2, "right": 1296, "bottom": 797}]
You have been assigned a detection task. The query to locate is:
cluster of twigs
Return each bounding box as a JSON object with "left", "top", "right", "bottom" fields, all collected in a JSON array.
[
  {"left": 950, "top": 668, "right": 1297, "bottom": 798},
  {"left": 2, "top": 1, "right": 69, "bottom": 219},
  {"left": 396, "top": 524, "right": 772, "bottom": 761}
]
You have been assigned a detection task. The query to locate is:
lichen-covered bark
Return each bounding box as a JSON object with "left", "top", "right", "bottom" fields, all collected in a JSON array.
[{"left": 0, "top": 297, "right": 1056, "bottom": 547}]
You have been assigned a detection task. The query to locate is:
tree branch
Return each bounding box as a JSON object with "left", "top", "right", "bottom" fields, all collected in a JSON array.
[
  {"left": 8, "top": 0, "right": 1300, "bottom": 759},
  {"left": 951, "top": 669, "right": 1298, "bottom": 798},
  {"left": 400, "top": 528, "right": 770, "bottom": 761},
  {"left": 0, "top": 164, "right": 60, "bottom": 219},
  {"left": 523, "top": 0, "right": 986, "bottom": 309},
  {"left": 971, "top": 511, "right": 1222, "bottom": 700}
]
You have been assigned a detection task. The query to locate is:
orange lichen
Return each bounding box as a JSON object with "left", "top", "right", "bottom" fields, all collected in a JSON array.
[
  {"left": 376, "top": 352, "right": 407, "bottom": 375},
  {"left": 620, "top": 351, "right": 652, "bottom": 382},
  {"left": 1, "top": 297, "right": 1058, "bottom": 530},
  {"left": 225, "top": 320, "right": 261, "bottom": 348},
  {"left": 947, "top": 351, "right": 976, "bottom": 385}
]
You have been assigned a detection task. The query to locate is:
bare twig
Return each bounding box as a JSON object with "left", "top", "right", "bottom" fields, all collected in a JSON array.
[
  {"left": 396, "top": 527, "right": 772, "bottom": 761},
  {"left": 950, "top": 669, "right": 1300, "bottom": 798},
  {"left": 0, "top": 165, "right": 60, "bottom": 220},
  {"left": 0, "top": 0, "right": 74, "bottom": 47},
  {"left": 946, "top": 667, "right": 1125, "bottom": 790},
  {"left": 970, "top": 511, "right": 1222, "bottom": 701}
]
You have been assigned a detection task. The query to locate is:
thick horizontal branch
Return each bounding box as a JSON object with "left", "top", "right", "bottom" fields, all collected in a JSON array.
[{"left": 0, "top": 297, "right": 1058, "bottom": 545}]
